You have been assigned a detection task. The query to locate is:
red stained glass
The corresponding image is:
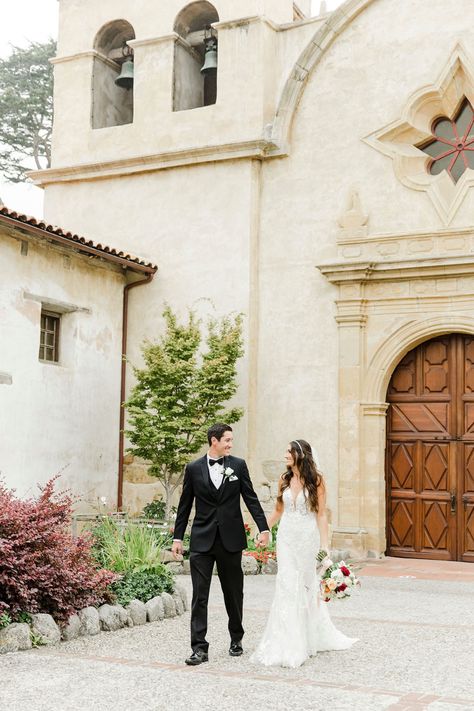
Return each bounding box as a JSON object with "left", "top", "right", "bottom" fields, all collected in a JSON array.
[{"left": 418, "top": 98, "right": 474, "bottom": 183}]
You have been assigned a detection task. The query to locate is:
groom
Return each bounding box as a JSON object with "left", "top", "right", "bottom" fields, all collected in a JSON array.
[{"left": 172, "top": 422, "right": 269, "bottom": 665}]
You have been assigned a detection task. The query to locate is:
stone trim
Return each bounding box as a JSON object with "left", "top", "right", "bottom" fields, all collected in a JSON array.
[
  {"left": 363, "top": 315, "right": 474, "bottom": 404},
  {"left": 128, "top": 34, "right": 178, "bottom": 49},
  {"left": 23, "top": 292, "right": 92, "bottom": 315},
  {"left": 28, "top": 140, "right": 279, "bottom": 186},
  {"left": 271, "top": 0, "right": 375, "bottom": 151},
  {"left": 318, "top": 254, "right": 474, "bottom": 284},
  {"left": 360, "top": 403, "right": 389, "bottom": 417},
  {"left": 51, "top": 50, "right": 118, "bottom": 70}
]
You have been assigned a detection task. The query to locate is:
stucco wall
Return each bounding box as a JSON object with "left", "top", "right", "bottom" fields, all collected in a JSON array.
[{"left": 0, "top": 230, "right": 125, "bottom": 508}]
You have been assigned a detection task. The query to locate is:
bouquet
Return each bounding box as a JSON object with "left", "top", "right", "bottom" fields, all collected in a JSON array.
[{"left": 319, "top": 560, "right": 360, "bottom": 602}]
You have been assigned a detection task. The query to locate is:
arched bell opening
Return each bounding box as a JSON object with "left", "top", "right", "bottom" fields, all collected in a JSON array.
[
  {"left": 92, "top": 19, "right": 135, "bottom": 129},
  {"left": 173, "top": 2, "right": 219, "bottom": 112}
]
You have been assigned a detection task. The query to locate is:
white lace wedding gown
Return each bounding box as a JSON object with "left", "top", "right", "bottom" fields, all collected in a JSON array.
[{"left": 250, "top": 487, "right": 357, "bottom": 668}]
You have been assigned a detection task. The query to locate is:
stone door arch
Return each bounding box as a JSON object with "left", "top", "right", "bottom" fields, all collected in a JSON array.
[{"left": 386, "top": 333, "right": 474, "bottom": 561}]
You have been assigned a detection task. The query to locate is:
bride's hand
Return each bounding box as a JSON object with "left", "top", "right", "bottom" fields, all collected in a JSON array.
[
  {"left": 318, "top": 557, "right": 334, "bottom": 574},
  {"left": 255, "top": 531, "right": 270, "bottom": 548}
]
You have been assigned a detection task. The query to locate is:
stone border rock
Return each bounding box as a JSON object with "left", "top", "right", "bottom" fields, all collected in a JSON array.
[{"left": 0, "top": 583, "right": 188, "bottom": 656}]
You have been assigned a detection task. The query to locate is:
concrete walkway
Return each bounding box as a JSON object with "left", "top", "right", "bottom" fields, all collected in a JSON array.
[{"left": 1, "top": 558, "right": 474, "bottom": 711}]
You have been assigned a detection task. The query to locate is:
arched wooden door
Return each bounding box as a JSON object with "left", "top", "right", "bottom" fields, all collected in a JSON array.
[{"left": 386, "top": 334, "right": 474, "bottom": 561}]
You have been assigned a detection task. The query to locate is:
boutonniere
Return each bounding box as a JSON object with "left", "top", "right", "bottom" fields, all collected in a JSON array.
[{"left": 223, "top": 467, "right": 238, "bottom": 482}]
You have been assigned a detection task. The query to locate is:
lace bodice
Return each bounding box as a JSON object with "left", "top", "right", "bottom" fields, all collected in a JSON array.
[{"left": 282, "top": 486, "right": 312, "bottom": 516}]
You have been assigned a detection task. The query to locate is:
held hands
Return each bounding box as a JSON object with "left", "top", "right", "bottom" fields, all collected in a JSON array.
[
  {"left": 171, "top": 540, "right": 184, "bottom": 560},
  {"left": 256, "top": 531, "right": 270, "bottom": 548}
]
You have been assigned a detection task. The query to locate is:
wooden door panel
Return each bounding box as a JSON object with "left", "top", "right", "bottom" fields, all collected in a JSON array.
[
  {"left": 462, "top": 403, "right": 474, "bottom": 436},
  {"left": 389, "top": 403, "right": 449, "bottom": 434},
  {"left": 460, "top": 443, "right": 474, "bottom": 561},
  {"left": 463, "top": 338, "right": 474, "bottom": 393},
  {"left": 422, "top": 339, "right": 450, "bottom": 394},
  {"left": 389, "top": 442, "right": 415, "bottom": 491},
  {"left": 420, "top": 500, "right": 451, "bottom": 557},
  {"left": 389, "top": 352, "right": 416, "bottom": 395},
  {"left": 463, "top": 444, "right": 474, "bottom": 493},
  {"left": 422, "top": 443, "right": 449, "bottom": 493},
  {"left": 389, "top": 499, "right": 415, "bottom": 552},
  {"left": 463, "top": 505, "right": 474, "bottom": 560}
]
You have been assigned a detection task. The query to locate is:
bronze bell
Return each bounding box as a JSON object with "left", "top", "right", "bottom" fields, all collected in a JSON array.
[
  {"left": 200, "top": 38, "right": 217, "bottom": 75},
  {"left": 115, "top": 59, "right": 134, "bottom": 89}
]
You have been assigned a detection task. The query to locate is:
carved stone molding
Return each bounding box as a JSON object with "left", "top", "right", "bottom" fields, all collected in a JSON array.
[
  {"left": 363, "top": 44, "right": 474, "bottom": 225},
  {"left": 318, "top": 254, "right": 474, "bottom": 285},
  {"left": 338, "top": 188, "right": 368, "bottom": 241},
  {"left": 361, "top": 402, "right": 388, "bottom": 417}
]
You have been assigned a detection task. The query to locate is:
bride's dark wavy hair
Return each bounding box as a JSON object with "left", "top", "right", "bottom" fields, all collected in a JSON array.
[{"left": 277, "top": 439, "right": 324, "bottom": 513}]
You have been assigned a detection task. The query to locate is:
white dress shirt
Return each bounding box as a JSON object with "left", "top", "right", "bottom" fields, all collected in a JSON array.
[{"left": 208, "top": 455, "right": 224, "bottom": 489}]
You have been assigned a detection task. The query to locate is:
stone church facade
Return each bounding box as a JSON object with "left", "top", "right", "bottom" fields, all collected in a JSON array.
[{"left": 13, "top": 0, "right": 474, "bottom": 560}]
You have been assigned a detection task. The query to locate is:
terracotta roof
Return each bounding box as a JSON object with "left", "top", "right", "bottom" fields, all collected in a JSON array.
[{"left": 0, "top": 205, "right": 157, "bottom": 274}]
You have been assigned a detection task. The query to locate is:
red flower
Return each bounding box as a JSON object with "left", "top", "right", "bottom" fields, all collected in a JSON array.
[
  {"left": 340, "top": 566, "right": 350, "bottom": 576},
  {"left": 336, "top": 583, "right": 347, "bottom": 593}
]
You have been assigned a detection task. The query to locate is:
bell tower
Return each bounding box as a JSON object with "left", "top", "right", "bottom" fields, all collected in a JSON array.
[{"left": 40, "top": 0, "right": 301, "bottom": 181}]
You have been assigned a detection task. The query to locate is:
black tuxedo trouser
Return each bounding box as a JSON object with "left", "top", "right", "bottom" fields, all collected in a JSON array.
[{"left": 189, "top": 530, "right": 244, "bottom": 653}]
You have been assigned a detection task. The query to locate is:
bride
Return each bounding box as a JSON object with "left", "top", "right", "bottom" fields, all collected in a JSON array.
[{"left": 250, "top": 439, "right": 357, "bottom": 668}]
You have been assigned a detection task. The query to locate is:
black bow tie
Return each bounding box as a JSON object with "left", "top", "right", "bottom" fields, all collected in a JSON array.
[{"left": 209, "top": 457, "right": 224, "bottom": 467}]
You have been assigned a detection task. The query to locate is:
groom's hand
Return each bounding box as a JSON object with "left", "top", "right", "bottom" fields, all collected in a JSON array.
[
  {"left": 172, "top": 540, "right": 184, "bottom": 560},
  {"left": 256, "top": 531, "right": 270, "bottom": 548}
]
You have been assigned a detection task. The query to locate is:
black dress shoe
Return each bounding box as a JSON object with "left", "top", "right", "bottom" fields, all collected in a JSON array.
[
  {"left": 229, "top": 642, "right": 243, "bottom": 657},
  {"left": 185, "top": 650, "right": 209, "bottom": 666}
]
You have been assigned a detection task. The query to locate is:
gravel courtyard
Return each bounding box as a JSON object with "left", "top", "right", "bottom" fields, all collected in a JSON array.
[{"left": 1, "top": 558, "right": 473, "bottom": 711}]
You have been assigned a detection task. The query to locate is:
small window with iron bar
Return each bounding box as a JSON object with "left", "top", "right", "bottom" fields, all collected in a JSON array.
[{"left": 39, "top": 311, "right": 60, "bottom": 363}]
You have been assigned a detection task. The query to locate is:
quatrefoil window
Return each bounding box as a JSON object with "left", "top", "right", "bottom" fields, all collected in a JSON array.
[{"left": 418, "top": 98, "right": 474, "bottom": 183}]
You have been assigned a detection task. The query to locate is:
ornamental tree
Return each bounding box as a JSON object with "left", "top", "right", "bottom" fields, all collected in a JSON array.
[
  {"left": 0, "top": 39, "right": 55, "bottom": 183},
  {"left": 125, "top": 306, "right": 244, "bottom": 519}
]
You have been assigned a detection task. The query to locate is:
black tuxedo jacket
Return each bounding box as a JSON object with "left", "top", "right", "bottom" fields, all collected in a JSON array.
[{"left": 173, "top": 454, "right": 269, "bottom": 553}]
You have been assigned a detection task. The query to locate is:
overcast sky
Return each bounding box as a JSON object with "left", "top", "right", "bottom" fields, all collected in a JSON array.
[{"left": 0, "top": 0, "right": 344, "bottom": 217}]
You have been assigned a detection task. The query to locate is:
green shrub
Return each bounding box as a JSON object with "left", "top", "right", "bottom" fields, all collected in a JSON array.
[
  {"left": 14, "top": 611, "right": 32, "bottom": 624},
  {"left": 91, "top": 517, "right": 165, "bottom": 574},
  {"left": 142, "top": 499, "right": 166, "bottom": 521},
  {"left": 0, "top": 612, "right": 12, "bottom": 629},
  {"left": 90, "top": 516, "right": 175, "bottom": 604},
  {"left": 110, "top": 569, "right": 174, "bottom": 606},
  {"left": 0, "top": 478, "right": 117, "bottom": 623}
]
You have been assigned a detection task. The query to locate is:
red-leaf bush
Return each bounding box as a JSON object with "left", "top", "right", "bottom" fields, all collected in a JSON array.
[{"left": 0, "top": 477, "right": 118, "bottom": 623}]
